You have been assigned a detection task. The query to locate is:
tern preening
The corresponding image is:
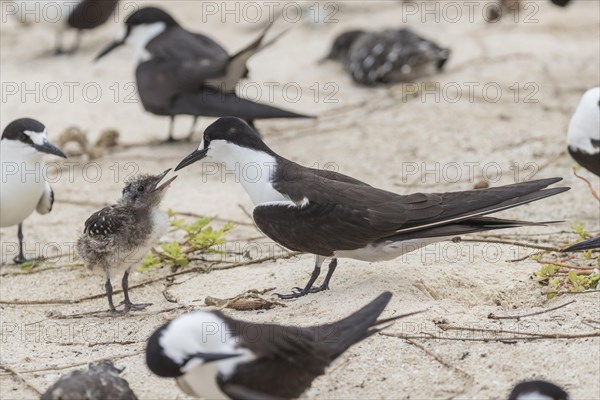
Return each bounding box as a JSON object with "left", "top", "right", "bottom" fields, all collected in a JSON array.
[
  {"left": 146, "top": 291, "right": 419, "bottom": 399},
  {"left": 95, "top": 6, "right": 312, "bottom": 141}
]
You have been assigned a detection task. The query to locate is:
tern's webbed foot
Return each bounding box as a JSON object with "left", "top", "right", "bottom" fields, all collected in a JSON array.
[
  {"left": 275, "top": 285, "right": 329, "bottom": 299},
  {"left": 12, "top": 255, "right": 32, "bottom": 265}
]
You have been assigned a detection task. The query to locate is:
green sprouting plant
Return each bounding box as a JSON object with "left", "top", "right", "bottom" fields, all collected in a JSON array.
[
  {"left": 571, "top": 224, "right": 591, "bottom": 241},
  {"left": 546, "top": 278, "right": 561, "bottom": 299},
  {"left": 534, "top": 264, "right": 560, "bottom": 281},
  {"left": 19, "top": 259, "right": 42, "bottom": 271},
  {"left": 137, "top": 213, "right": 233, "bottom": 272}
]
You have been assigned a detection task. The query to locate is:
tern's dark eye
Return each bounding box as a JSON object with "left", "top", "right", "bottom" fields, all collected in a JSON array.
[
  {"left": 19, "top": 132, "right": 32, "bottom": 144},
  {"left": 204, "top": 134, "right": 210, "bottom": 143},
  {"left": 138, "top": 186, "right": 145, "bottom": 192}
]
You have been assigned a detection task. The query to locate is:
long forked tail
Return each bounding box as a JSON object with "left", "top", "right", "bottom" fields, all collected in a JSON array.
[
  {"left": 396, "top": 178, "right": 570, "bottom": 235},
  {"left": 562, "top": 236, "right": 600, "bottom": 252},
  {"left": 316, "top": 292, "right": 422, "bottom": 358}
]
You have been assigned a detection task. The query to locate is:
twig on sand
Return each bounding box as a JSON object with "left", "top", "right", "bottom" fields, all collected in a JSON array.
[
  {"left": 573, "top": 169, "right": 600, "bottom": 202},
  {"left": 534, "top": 259, "right": 597, "bottom": 271},
  {"left": 205, "top": 288, "right": 286, "bottom": 311},
  {"left": 4, "top": 350, "right": 145, "bottom": 375},
  {"left": 436, "top": 323, "right": 600, "bottom": 340},
  {"left": 45, "top": 305, "right": 192, "bottom": 320},
  {"left": 488, "top": 300, "right": 575, "bottom": 320},
  {"left": 0, "top": 365, "right": 44, "bottom": 395},
  {"left": 0, "top": 252, "right": 301, "bottom": 306},
  {"left": 237, "top": 204, "right": 255, "bottom": 225},
  {"left": 404, "top": 339, "right": 473, "bottom": 399}
]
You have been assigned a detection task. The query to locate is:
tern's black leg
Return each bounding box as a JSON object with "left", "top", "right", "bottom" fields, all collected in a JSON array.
[
  {"left": 67, "top": 31, "right": 82, "bottom": 54},
  {"left": 166, "top": 116, "right": 176, "bottom": 142},
  {"left": 54, "top": 31, "right": 65, "bottom": 55},
  {"left": 306, "top": 258, "right": 338, "bottom": 293},
  {"left": 122, "top": 271, "right": 151, "bottom": 311},
  {"left": 13, "top": 224, "right": 28, "bottom": 264},
  {"left": 186, "top": 116, "right": 199, "bottom": 141},
  {"left": 276, "top": 256, "right": 327, "bottom": 299},
  {"left": 105, "top": 278, "right": 118, "bottom": 313}
]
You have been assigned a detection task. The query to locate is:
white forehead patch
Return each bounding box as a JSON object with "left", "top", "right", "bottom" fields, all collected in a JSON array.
[
  {"left": 24, "top": 129, "right": 48, "bottom": 145},
  {"left": 516, "top": 391, "right": 554, "bottom": 400}
]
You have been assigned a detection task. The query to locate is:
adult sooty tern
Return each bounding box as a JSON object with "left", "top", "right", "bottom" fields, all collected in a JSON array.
[
  {"left": 0, "top": 118, "right": 66, "bottom": 264},
  {"left": 10, "top": 0, "right": 119, "bottom": 54},
  {"left": 76, "top": 169, "right": 176, "bottom": 313},
  {"left": 322, "top": 28, "right": 450, "bottom": 86},
  {"left": 146, "top": 291, "right": 419, "bottom": 400},
  {"left": 175, "top": 117, "right": 570, "bottom": 299},
  {"left": 567, "top": 87, "right": 599, "bottom": 177},
  {"left": 95, "top": 6, "right": 312, "bottom": 141},
  {"left": 41, "top": 360, "right": 137, "bottom": 400}
]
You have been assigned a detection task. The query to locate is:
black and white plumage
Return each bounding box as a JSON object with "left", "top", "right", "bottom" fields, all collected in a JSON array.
[
  {"left": 10, "top": 0, "right": 119, "bottom": 54},
  {"left": 175, "top": 117, "right": 569, "bottom": 298},
  {"left": 146, "top": 291, "right": 418, "bottom": 400},
  {"left": 76, "top": 169, "right": 176, "bottom": 313},
  {"left": 323, "top": 28, "right": 450, "bottom": 86},
  {"left": 567, "top": 87, "right": 599, "bottom": 177},
  {"left": 95, "top": 6, "right": 311, "bottom": 141},
  {"left": 508, "top": 380, "right": 569, "bottom": 400},
  {"left": 41, "top": 360, "right": 137, "bottom": 400},
  {"left": 0, "top": 118, "right": 66, "bottom": 264},
  {"left": 562, "top": 236, "right": 600, "bottom": 252}
]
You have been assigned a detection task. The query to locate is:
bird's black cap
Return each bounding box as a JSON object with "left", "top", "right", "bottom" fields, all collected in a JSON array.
[
  {"left": 175, "top": 117, "right": 274, "bottom": 171},
  {"left": 203, "top": 117, "right": 272, "bottom": 152},
  {"left": 2, "top": 118, "right": 67, "bottom": 158},
  {"left": 2, "top": 118, "right": 45, "bottom": 140},
  {"left": 508, "top": 380, "right": 569, "bottom": 400},
  {"left": 95, "top": 7, "right": 178, "bottom": 61},
  {"left": 125, "top": 7, "right": 178, "bottom": 27}
]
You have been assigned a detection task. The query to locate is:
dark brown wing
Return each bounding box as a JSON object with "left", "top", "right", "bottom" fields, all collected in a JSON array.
[
  {"left": 83, "top": 205, "right": 124, "bottom": 237},
  {"left": 255, "top": 173, "right": 567, "bottom": 254},
  {"left": 216, "top": 293, "right": 399, "bottom": 399},
  {"left": 216, "top": 313, "right": 331, "bottom": 399},
  {"left": 144, "top": 27, "right": 229, "bottom": 86}
]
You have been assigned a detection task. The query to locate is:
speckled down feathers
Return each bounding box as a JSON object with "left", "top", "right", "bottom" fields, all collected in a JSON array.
[
  {"left": 343, "top": 28, "right": 449, "bottom": 85},
  {"left": 41, "top": 360, "right": 137, "bottom": 400}
]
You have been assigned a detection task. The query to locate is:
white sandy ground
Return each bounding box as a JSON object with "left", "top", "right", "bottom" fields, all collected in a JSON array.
[{"left": 0, "top": 0, "right": 599, "bottom": 399}]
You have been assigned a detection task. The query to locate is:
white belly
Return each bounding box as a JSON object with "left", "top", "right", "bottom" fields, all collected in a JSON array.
[
  {"left": 0, "top": 162, "right": 45, "bottom": 227},
  {"left": 335, "top": 236, "right": 452, "bottom": 262}
]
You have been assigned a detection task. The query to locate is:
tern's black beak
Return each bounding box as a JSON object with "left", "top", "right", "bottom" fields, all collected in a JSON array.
[
  {"left": 33, "top": 140, "right": 67, "bottom": 158},
  {"left": 95, "top": 39, "right": 125, "bottom": 61},
  {"left": 151, "top": 168, "right": 177, "bottom": 193},
  {"left": 174, "top": 148, "right": 208, "bottom": 171}
]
